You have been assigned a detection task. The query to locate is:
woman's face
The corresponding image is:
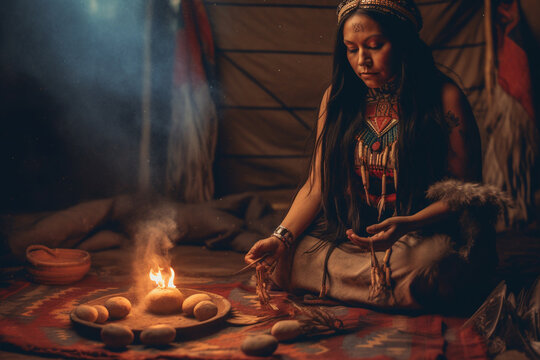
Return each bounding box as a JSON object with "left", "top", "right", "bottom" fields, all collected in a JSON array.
[{"left": 343, "top": 13, "right": 396, "bottom": 88}]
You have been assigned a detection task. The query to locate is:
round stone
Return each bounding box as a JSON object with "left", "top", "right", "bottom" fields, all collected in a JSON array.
[
  {"left": 241, "top": 334, "right": 278, "bottom": 357},
  {"left": 144, "top": 288, "right": 185, "bottom": 315},
  {"left": 101, "top": 324, "right": 134, "bottom": 348},
  {"left": 371, "top": 141, "right": 381, "bottom": 152},
  {"left": 193, "top": 300, "right": 218, "bottom": 321},
  {"left": 74, "top": 305, "right": 98, "bottom": 323},
  {"left": 140, "top": 324, "right": 176, "bottom": 346},
  {"left": 271, "top": 320, "right": 304, "bottom": 341},
  {"left": 93, "top": 305, "right": 109, "bottom": 323},
  {"left": 182, "top": 293, "right": 212, "bottom": 317},
  {"left": 104, "top": 296, "right": 132, "bottom": 319}
]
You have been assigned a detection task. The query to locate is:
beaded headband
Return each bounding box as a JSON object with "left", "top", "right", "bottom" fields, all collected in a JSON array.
[{"left": 337, "top": 0, "right": 422, "bottom": 32}]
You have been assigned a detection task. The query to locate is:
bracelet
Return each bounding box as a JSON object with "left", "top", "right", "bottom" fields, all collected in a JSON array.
[{"left": 272, "top": 225, "right": 294, "bottom": 248}]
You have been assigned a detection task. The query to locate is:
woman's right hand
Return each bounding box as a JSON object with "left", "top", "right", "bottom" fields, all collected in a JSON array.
[{"left": 244, "top": 236, "right": 285, "bottom": 266}]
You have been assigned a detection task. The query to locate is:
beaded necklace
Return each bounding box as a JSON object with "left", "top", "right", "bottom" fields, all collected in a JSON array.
[{"left": 355, "top": 81, "right": 399, "bottom": 219}]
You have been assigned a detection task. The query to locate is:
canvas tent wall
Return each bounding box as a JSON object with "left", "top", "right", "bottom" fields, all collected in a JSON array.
[{"left": 207, "top": 0, "right": 490, "bottom": 205}]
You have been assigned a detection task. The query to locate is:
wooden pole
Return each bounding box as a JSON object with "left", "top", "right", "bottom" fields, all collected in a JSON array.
[{"left": 484, "top": 0, "right": 495, "bottom": 107}]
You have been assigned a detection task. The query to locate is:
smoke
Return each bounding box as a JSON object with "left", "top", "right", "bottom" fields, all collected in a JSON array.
[
  {"left": 1, "top": 0, "right": 178, "bottom": 202},
  {"left": 129, "top": 202, "right": 180, "bottom": 304}
]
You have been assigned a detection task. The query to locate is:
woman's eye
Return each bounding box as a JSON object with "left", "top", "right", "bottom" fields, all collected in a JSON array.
[
  {"left": 347, "top": 48, "right": 358, "bottom": 53},
  {"left": 366, "top": 43, "right": 383, "bottom": 50}
]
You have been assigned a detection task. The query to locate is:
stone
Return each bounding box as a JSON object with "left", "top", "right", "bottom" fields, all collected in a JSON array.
[
  {"left": 101, "top": 324, "right": 134, "bottom": 348},
  {"left": 74, "top": 305, "right": 98, "bottom": 323},
  {"left": 241, "top": 334, "right": 278, "bottom": 357},
  {"left": 93, "top": 305, "right": 109, "bottom": 324},
  {"left": 140, "top": 324, "right": 176, "bottom": 346},
  {"left": 193, "top": 300, "right": 218, "bottom": 321},
  {"left": 271, "top": 320, "right": 304, "bottom": 341},
  {"left": 182, "top": 293, "right": 212, "bottom": 317},
  {"left": 144, "top": 288, "right": 184, "bottom": 315},
  {"left": 104, "top": 296, "right": 131, "bottom": 319}
]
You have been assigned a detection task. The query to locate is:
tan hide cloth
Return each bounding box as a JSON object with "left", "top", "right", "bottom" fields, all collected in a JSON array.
[
  {"left": 272, "top": 233, "right": 479, "bottom": 310},
  {"left": 271, "top": 179, "right": 511, "bottom": 310}
]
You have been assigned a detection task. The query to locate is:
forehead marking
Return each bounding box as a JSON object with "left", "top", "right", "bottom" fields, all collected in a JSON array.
[{"left": 352, "top": 23, "right": 365, "bottom": 32}]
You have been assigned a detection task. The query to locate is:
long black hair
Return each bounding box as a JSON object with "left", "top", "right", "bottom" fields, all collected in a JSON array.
[{"left": 315, "top": 9, "right": 450, "bottom": 241}]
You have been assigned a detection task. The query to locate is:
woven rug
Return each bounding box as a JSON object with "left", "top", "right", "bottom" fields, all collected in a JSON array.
[{"left": 0, "top": 274, "right": 487, "bottom": 360}]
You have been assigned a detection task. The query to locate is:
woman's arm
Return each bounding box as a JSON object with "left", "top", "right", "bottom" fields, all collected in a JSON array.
[
  {"left": 347, "top": 201, "right": 452, "bottom": 250},
  {"left": 244, "top": 87, "right": 330, "bottom": 264},
  {"left": 278, "top": 87, "right": 331, "bottom": 238},
  {"left": 442, "top": 82, "right": 482, "bottom": 182},
  {"left": 347, "top": 82, "right": 481, "bottom": 250}
]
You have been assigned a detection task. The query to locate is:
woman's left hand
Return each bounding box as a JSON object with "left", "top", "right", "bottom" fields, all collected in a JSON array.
[{"left": 346, "top": 216, "right": 413, "bottom": 251}]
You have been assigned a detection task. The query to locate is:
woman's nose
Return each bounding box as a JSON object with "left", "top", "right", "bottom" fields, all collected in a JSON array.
[{"left": 358, "top": 50, "right": 372, "bottom": 68}]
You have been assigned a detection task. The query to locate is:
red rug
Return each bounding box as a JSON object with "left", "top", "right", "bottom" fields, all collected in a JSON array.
[{"left": 0, "top": 274, "right": 487, "bottom": 359}]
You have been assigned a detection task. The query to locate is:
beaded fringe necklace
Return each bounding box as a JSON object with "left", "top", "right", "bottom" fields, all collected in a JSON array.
[
  {"left": 356, "top": 128, "right": 398, "bottom": 219},
  {"left": 357, "top": 84, "right": 399, "bottom": 303},
  {"left": 355, "top": 85, "right": 399, "bottom": 221}
]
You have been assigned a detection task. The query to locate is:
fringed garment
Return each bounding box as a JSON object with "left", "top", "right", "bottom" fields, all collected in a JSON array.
[{"left": 270, "top": 86, "right": 507, "bottom": 310}]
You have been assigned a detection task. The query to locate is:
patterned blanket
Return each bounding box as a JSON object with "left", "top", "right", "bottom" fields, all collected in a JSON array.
[{"left": 0, "top": 272, "right": 487, "bottom": 359}]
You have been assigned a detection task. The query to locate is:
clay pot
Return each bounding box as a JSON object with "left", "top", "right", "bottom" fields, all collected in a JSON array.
[{"left": 26, "top": 245, "right": 91, "bottom": 285}]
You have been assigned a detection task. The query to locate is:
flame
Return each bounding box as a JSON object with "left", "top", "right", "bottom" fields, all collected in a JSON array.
[
  {"left": 168, "top": 268, "right": 175, "bottom": 288},
  {"left": 149, "top": 267, "right": 176, "bottom": 288}
]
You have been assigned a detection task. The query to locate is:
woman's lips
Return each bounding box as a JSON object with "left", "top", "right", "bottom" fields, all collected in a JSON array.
[{"left": 360, "top": 72, "right": 378, "bottom": 77}]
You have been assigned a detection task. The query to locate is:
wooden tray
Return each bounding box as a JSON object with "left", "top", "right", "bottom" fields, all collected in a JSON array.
[{"left": 70, "top": 288, "right": 231, "bottom": 340}]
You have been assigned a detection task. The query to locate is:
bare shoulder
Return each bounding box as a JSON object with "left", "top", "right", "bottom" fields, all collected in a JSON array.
[
  {"left": 440, "top": 82, "right": 474, "bottom": 130},
  {"left": 317, "top": 85, "right": 332, "bottom": 131},
  {"left": 441, "top": 82, "right": 467, "bottom": 112},
  {"left": 322, "top": 85, "right": 332, "bottom": 105},
  {"left": 440, "top": 81, "right": 482, "bottom": 181}
]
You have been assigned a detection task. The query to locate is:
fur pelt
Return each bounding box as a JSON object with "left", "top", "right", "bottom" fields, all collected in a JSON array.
[
  {"left": 426, "top": 179, "right": 512, "bottom": 223},
  {"left": 425, "top": 179, "right": 512, "bottom": 262}
]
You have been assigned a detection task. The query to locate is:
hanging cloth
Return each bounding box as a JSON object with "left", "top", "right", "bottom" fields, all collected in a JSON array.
[{"left": 167, "top": 0, "right": 218, "bottom": 202}]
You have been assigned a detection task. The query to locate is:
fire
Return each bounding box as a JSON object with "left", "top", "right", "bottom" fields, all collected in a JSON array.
[{"left": 149, "top": 267, "right": 176, "bottom": 288}]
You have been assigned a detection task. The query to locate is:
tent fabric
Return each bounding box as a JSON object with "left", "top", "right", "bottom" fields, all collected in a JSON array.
[
  {"left": 206, "top": 0, "right": 489, "bottom": 198},
  {"left": 167, "top": 0, "right": 218, "bottom": 202}
]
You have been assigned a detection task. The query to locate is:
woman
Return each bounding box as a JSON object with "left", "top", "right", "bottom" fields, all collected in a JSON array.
[{"left": 246, "top": 0, "right": 505, "bottom": 310}]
